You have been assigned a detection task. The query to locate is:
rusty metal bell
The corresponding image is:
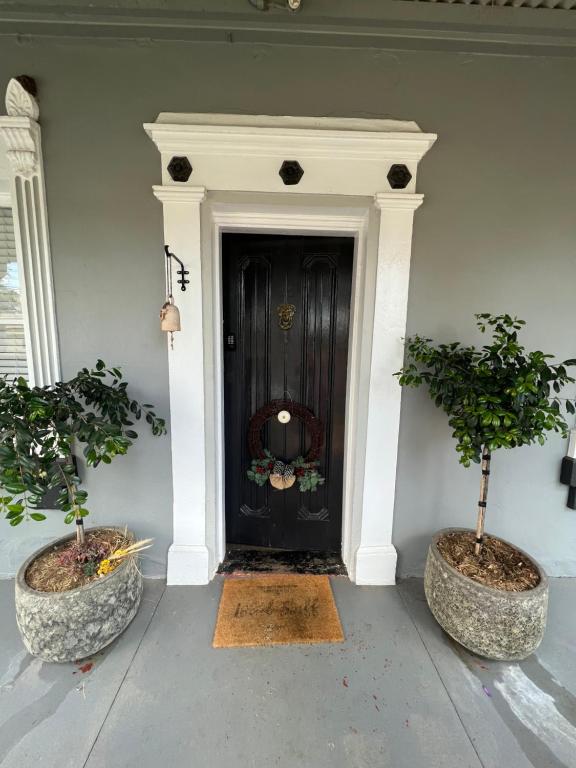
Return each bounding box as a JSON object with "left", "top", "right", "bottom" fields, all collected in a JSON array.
[{"left": 160, "top": 299, "right": 181, "bottom": 332}]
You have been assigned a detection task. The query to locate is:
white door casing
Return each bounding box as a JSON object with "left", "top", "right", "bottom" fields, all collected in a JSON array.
[{"left": 145, "top": 114, "right": 436, "bottom": 585}]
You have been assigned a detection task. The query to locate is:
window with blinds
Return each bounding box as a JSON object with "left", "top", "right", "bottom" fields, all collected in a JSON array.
[{"left": 0, "top": 207, "right": 28, "bottom": 379}]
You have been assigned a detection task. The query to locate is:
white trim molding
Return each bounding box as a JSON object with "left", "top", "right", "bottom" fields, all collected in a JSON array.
[
  {"left": 354, "top": 192, "right": 424, "bottom": 584},
  {"left": 145, "top": 114, "right": 436, "bottom": 199},
  {"left": 145, "top": 113, "right": 436, "bottom": 585},
  {"left": 154, "top": 184, "right": 209, "bottom": 584},
  {"left": 0, "top": 78, "right": 60, "bottom": 385}
]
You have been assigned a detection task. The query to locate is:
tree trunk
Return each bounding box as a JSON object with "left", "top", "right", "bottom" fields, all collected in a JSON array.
[
  {"left": 474, "top": 447, "right": 491, "bottom": 556},
  {"left": 76, "top": 514, "right": 85, "bottom": 546}
]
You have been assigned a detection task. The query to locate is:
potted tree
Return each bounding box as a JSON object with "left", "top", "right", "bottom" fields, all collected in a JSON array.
[
  {"left": 396, "top": 314, "right": 576, "bottom": 660},
  {"left": 0, "top": 362, "right": 165, "bottom": 662}
]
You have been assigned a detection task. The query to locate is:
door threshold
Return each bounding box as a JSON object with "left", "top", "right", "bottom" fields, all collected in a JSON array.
[{"left": 218, "top": 546, "right": 347, "bottom": 576}]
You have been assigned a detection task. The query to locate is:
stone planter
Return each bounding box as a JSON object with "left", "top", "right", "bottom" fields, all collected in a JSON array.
[
  {"left": 424, "top": 528, "right": 548, "bottom": 661},
  {"left": 15, "top": 527, "right": 143, "bottom": 663}
]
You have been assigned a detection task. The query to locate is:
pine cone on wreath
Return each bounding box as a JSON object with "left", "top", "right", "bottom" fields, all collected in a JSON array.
[
  {"left": 273, "top": 460, "right": 286, "bottom": 476},
  {"left": 270, "top": 460, "right": 296, "bottom": 491}
]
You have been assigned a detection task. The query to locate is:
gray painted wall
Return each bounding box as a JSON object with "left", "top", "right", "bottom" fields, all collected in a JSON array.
[{"left": 0, "top": 36, "right": 575, "bottom": 577}]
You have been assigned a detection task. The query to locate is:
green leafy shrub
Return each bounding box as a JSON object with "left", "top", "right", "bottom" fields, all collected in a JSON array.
[
  {"left": 0, "top": 361, "right": 166, "bottom": 543},
  {"left": 395, "top": 314, "right": 576, "bottom": 552}
]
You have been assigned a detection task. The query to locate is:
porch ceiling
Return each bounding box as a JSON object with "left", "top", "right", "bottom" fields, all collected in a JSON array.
[{"left": 2, "top": 0, "right": 576, "bottom": 57}]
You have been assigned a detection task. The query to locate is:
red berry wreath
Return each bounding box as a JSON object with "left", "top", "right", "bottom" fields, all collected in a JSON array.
[{"left": 246, "top": 400, "right": 325, "bottom": 492}]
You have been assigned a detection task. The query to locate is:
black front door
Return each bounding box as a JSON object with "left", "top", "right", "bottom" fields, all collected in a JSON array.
[{"left": 223, "top": 233, "right": 353, "bottom": 551}]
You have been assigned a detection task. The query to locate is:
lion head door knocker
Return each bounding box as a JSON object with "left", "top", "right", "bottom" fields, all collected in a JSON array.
[{"left": 277, "top": 303, "right": 296, "bottom": 331}]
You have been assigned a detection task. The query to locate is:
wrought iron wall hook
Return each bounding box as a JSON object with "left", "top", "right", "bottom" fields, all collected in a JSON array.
[{"left": 164, "top": 245, "right": 189, "bottom": 292}]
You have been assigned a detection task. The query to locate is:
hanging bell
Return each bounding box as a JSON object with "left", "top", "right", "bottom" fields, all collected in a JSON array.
[{"left": 160, "top": 299, "right": 181, "bottom": 332}]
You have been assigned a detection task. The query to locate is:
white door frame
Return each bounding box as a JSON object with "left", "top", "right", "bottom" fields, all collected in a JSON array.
[
  {"left": 145, "top": 114, "right": 436, "bottom": 585},
  {"left": 209, "top": 202, "right": 369, "bottom": 580}
]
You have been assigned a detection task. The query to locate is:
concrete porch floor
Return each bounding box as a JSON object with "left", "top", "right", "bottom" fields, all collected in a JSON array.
[{"left": 0, "top": 576, "right": 575, "bottom": 768}]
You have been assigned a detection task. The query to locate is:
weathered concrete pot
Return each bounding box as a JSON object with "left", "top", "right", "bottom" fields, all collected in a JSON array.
[
  {"left": 424, "top": 528, "right": 548, "bottom": 661},
  {"left": 15, "top": 527, "right": 143, "bottom": 663}
]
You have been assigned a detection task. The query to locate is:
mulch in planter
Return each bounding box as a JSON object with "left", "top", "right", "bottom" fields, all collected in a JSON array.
[
  {"left": 25, "top": 528, "right": 131, "bottom": 593},
  {"left": 437, "top": 531, "right": 540, "bottom": 592}
]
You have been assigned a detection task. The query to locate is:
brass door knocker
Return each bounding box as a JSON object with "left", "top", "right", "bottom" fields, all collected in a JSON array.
[{"left": 277, "top": 303, "right": 296, "bottom": 330}]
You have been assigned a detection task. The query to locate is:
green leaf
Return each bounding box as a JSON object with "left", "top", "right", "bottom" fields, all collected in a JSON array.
[
  {"left": 396, "top": 314, "right": 576, "bottom": 469},
  {"left": 0, "top": 360, "right": 165, "bottom": 529},
  {"left": 3, "top": 482, "right": 26, "bottom": 494},
  {"left": 30, "top": 513, "right": 47, "bottom": 521},
  {"left": 9, "top": 515, "right": 24, "bottom": 526}
]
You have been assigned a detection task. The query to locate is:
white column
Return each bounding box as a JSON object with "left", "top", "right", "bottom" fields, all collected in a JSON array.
[
  {"left": 354, "top": 192, "right": 423, "bottom": 585},
  {"left": 153, "top": 185, "right": 210, "bottom": 585},
  {"left": 0, "top": 78, "right": 60, "bottom": 385}
]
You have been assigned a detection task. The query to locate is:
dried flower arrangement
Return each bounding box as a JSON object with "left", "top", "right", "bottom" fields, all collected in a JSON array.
[{"left": 26, "top": 528, "right": 153, "bottom": 592}]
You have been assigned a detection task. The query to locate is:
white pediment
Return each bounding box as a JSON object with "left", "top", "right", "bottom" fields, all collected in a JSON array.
[{"left": 144, "top": 112, "right": 436, "bottom": 196}]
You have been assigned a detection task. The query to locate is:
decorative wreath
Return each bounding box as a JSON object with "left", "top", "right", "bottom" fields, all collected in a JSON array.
[{"left": 246, "top": 400, "right": 325, "bottom": 493}]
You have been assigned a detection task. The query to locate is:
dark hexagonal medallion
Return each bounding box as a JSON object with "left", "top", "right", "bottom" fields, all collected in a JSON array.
[
  {"left": 387, "top": 164, "right": 412, "bottom": 190},
  {"left": 167, "top": 156, "right": 193, "bottom": 182},
  {"left": 279, "top": 160, "right": 304, "bottom": 186}
]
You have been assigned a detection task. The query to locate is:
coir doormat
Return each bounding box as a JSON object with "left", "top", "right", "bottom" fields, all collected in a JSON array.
[{"left": 212, "top": 574, "right": 344, "bottom": 648}]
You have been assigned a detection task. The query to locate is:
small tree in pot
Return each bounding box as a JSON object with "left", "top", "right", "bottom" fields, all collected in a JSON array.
[
  {"left": 0, "top": 360, "right": 165, "bottom": 543},
  {"left": 0, "top": 362, "right": 166, "bottom": 662},
  {"left": 396, "top": 314, "right": 576, "bottom": 659}
]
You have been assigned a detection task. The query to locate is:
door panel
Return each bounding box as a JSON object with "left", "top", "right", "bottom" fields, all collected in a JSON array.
[{"left": 223, "top": 234, "right": 353, "bottom": 551}]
